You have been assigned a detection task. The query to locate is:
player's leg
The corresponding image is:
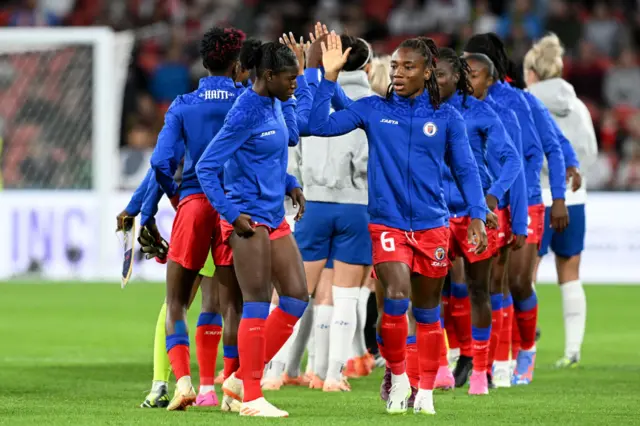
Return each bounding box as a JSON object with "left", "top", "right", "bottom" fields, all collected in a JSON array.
[
  {"left": 369, "top": 224, "right": 414, "bottom": 414},
  {"left": 226, "top": 225, "right": 288, "bottom": 417},
  {"left": 324, "top": 204, "right": 370, "bottom": 390},
  {"left": 194, "top": 262, "right": 223, "bottom": 407},
  {"left": 141, "top": 300, "right": 172, "bottom": 408},
  {"left": 463, "top": 255, "right": 493, "bottom": 395},
  {"left": 216, "top": 265, "right": 243, "bottom": 413},
  {"left": 410, "top": 226, "right": 451, "bottom": 415},
  {"left": 446, "top": 219, "right": 474, "bottom": 386},
  {"left": 165, "top": 195, "right": 218, "bottom": 410},
  {"left": 434, "top": 273, "right": 455, "bottom": 390},
  {"left": 553, "top": 204, "right": 586, "bottom": 367},
  {"left": 508, "top": 204, "right": 545, "bottom": 385},
  {"left": 346, "top": 267, "right": 376, "bottom": 378},
  {"left": 485, "top": 208, "right": 512, "bottom": 388},
  {"left": 449, "top": 256, "right": 473, "bottom": 386},
  {"left": 490, "top": 246, "right": 512, "bottom": 388},
  {"left": 310, "top": 265, "right": 333, "bottom": 389},
  {"left": 442, "top": 274, "right": 460, "bottom": 368}
]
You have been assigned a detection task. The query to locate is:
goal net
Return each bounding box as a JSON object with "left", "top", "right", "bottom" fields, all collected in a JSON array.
[
  {"left": 0, "top": 28, "right": 133, "bottom": 191},
  {"left": 0, "top": 28, "right": 134, "bottom": 281}
]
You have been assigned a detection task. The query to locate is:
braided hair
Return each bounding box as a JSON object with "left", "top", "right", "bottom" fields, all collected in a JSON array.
[
  {"left": 464, "top": 33, "right": 509, "bottom": 81},
  {"left": 387, "top": 36, "right": 441, "bottom": 108},
  {"left": 437, "top": 47, "right": 474, "bottom": 108},
  {"left": 199, "top": 27, "right": 246, "bottom": 73},
  {"left": 241, "top": 39, "right": 298, "bottom": 77}
]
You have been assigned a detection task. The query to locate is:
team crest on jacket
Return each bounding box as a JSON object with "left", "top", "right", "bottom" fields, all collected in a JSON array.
[
  {"left": 434, "top": 247, "right": 446, "bottom": 261},
  {"left": 423, "top": 122, "right": 437, "bottom": 137}
]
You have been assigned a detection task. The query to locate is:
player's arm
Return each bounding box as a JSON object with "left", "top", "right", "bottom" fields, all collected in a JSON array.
[
  {"left": 308, "top": 79, "right": 365, "bottom": 137},
  {"left": 123, "top": 168, "right": 152, "bottom": 217},
  {"left": 150, "top": 100, "right": 184, "bottom": 206},
  {"left": 291, "top": 74, "right": 313, "bottom": 138},
  {"left": 117, "top": 168, "right": 153, "bottom": 231},
  {"left": 447, "top": 114, "right": 487, "bottom": 223},
  {"left": 196, "top": 110, "right": 252, "bottom": 225},
  {"left": 485, "top": 114, "right": 522, "bottom": 209},
  {"left": 530, "top": 99, "right": 566, "bottom": 200}
]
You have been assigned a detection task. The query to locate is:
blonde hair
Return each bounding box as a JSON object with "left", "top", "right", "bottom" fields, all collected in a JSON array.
[
  {"left": 523, "top": 33, "right": 565, "bottom": 81},
  {"left": 368, "top": 55, "right": 391, "bottom": 97}
]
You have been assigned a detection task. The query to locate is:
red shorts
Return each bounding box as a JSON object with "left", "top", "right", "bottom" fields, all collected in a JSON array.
[
  {"left": 219, "top": 218, "right": 292, "bottom": 244},
  {"left": 448, "top": 216, "right": 497, "bottom": 263},
  {"left": 369, "top": 224, "right": 450, "bottom": 278},
  {"left": 167, "top": 194, "right": 233, "bottom": 269},
  {"left": 526, "top": 203, "right": 545, "bottom": 245},
  {"left": 496, "top": 207, "right": 512, "bottom": 249}
]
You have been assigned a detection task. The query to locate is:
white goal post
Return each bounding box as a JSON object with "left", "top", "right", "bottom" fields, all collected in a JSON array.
[{"left": 0, "top": 27, "right": 134, "bottom": 281}]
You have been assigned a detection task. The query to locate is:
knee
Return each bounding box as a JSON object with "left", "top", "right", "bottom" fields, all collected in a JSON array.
[{"left": 468, "top": 283, "right": 490, "bottom": 304}]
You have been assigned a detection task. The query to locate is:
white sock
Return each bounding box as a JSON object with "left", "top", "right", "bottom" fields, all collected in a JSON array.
[
  {"left": 352, "top": 286, "right": 371, "bottom": 357},
  {"left": 199, "top": 385, "right": 215, "bottom": 394},
  {"left": 265, "top": 322, "right": 299, "bottom": 379},
  {"left": 176, "top": 376, "right": 192, "bottom": 392},
  {"left": 269, "top": 303, "right": 277, "bottom": 314},
  {"left": 286, "top": 297, "right": 314, "bottom": 378},
  {"left": 152, "top": 380, "right": 167, "bottom": 392},
  {"left": 313, "top": 304, "right": 333, "bottom": 380},
  {"left": 560, "top": 280, "right": 586, "bottom": 359},
  {"left": 306, "top": 313, "right": 316, "bottom": 375},
  {"left": 327, "top": 286, "right": 359, "bottom": 381}
]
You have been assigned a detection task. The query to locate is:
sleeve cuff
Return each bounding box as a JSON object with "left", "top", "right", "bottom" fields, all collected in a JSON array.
[
  {"left": 487, "top": 186, "right": 506, "bottom": 203},
  {"left": 469, "top": 206, "right": 487, "bottom": 222},
  {"left": 140, "top": 214, "right": 155, "bottom": 227},
  {"left": 319, "top": 78, "right": 337, "bottom": 91},
  {"left": 512, "top": 223, "right": 528, "bottom": 236},
  {"left": 567, "top": 159, "right": 580, "bottom": 169},
  {"left": 124, "top": 202, "right": 141, "bottom": 217},
  {"left": 551, "top": 187, "right": 566, "bottom": 200},
  {"left": 222, "top": 206, "right": 241, "bottom": 226}
]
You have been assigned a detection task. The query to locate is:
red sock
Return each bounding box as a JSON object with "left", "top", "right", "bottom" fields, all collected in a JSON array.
[
  {"left": 451, "top": 296, "right": 472, "bottom": 357},
  {"left": 515, "top": 304, "right": 538, "bottom": 351},
  {"left": 495, "top": 304, "right": 512, "bottom": 362},
  {"left": 442, "top": 294, "right": 459, "bottom": 350},
  {"left": 472, "top": 338, "right": 490, "bottom": 373},
  {"left": 264, "top": 307, "right": 299, "bottom": 363},
  {"left": 196, "top": 324, "right": 222, "bottom": 387},
  {"left": 406, "top": 341, "right": 419, "bottom": 388},
  {"left": 487, "top": 308, "right": 503, "bottom": 374},
  {"left": 238, "top": 318, "right": 266, "bottom": 402},
  {"left": 511, "top": 309, "right": 521, "bottom": 360},
  {"left": 223, "top": 356, "right": 240, "bottom": 380},
  {"left": 416, "top": 321, "right": 441, "bottom": 390},
  {"left": 380, "top": 313, "right": 408, "bottom": 375},
  {"left": 168, "top": 345, "right": 191, "bottom": 381},
  {"left": 439, "top": 328, "right": 448, "bottom": 367}
]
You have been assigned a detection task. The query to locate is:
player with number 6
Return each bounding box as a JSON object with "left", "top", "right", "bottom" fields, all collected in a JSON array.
[{"left": 307, "top": 32, "right": 488, "bottom": 415}]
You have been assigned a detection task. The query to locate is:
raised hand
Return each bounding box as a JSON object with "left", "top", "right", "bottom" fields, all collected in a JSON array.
[
  {"left": 280, "top": 32, "right": 305, "bottom": 75},
  {"left": 321, "top": 31, "right": 351, "bottom": 81}
]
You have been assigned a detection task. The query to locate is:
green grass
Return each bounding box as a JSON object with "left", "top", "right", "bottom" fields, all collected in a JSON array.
[{"left": 1, "top": 283, "right": 640, "bottom": 425}]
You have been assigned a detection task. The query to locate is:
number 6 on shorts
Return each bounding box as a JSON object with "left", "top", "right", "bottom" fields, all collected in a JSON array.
[{"left": 381, "top": 231, "right": 395, "bottom": 252}]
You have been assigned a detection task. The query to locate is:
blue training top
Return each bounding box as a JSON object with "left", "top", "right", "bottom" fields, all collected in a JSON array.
[
  {"left": 308, "top": 78, "right": 487, "bottom": 232},
  {"left": 196, "top": 81, "right": 310, "bottom": 228},
  {"left": 485, "top": 94, "right": 528, "bottom": 236},
  {"left": 442, "top": 93, "right": 521, "bottom": 218}
]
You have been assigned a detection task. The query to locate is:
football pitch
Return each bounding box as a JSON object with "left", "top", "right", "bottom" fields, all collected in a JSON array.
[{"left": 2, "top": 282, "right": 640, "bottom": 425}]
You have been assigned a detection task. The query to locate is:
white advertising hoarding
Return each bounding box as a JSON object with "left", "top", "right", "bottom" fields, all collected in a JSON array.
[{"left": 0, "top": 191, "right": 638, "bottom": 283}]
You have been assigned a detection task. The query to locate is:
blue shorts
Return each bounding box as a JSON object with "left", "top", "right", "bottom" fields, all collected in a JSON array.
[
  {"left": 295, "top": 201, "right": 372, "bottom": 265},
  {"left": 538, "top": 204, "right": 585, "bottom": 258}
]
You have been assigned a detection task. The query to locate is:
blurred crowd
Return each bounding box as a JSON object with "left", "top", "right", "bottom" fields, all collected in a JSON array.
[{"left": 1, "top": 0, "right": 640, "bottom": 190}]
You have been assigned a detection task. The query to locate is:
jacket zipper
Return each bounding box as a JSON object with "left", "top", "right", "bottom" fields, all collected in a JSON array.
[{"left": 408, "top": 101, "right": 414, "bottom": 231}]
